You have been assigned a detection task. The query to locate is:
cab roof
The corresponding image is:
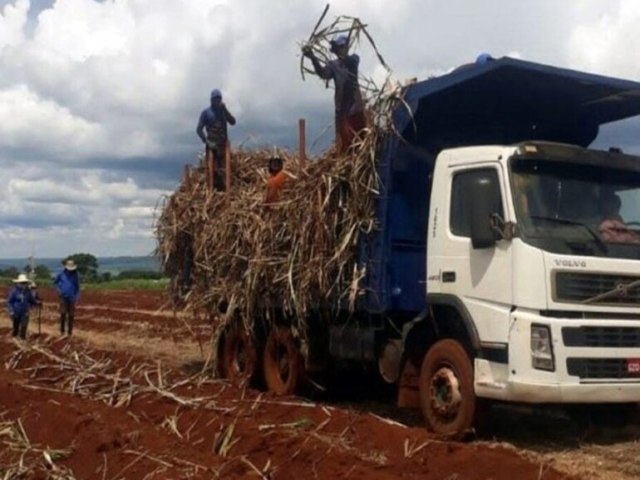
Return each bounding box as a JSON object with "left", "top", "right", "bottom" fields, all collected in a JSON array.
[{"left": 396, "top": 57, "right": 640, "bottom": 151}]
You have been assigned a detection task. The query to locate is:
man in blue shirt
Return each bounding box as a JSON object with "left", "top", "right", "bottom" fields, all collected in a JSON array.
[
  {"left": 54, "top": 259, "right": 80, "bottom": 337},
  {"left": 303, "top": 34, "right": 366, "bottom": 153},
  {"left": 196, "top": 89, "right": 236, "bottom": 191},
  {"left": 7, "top": 273, "right": 40, "bottom": 339}
]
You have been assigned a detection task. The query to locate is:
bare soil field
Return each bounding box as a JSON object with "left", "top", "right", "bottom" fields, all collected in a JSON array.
[{"left": 0, "top": 287, "right": 638, "bottom": 479}]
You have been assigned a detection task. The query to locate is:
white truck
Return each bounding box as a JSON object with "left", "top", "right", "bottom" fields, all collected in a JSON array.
[{"left": 382, "top": 58, "right": 640, "bottom": 437}]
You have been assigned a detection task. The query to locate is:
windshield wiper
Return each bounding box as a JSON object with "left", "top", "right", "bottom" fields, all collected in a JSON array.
[{"left": 529, "top": 215, "right": 608, "bottom": 253}]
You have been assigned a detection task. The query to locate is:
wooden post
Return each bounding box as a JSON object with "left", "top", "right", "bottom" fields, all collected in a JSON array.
[
  {"left": 225, "top": 140, "right": 231, "bottom": 194},
  {"left": 183, "top": 164, "right": 191, "bottom": 190},
  {"left": 298, "top": 118, "right": 306, "bottom": 165},
  {"left": 206, "top": 149, "right": 214, "bottom": 191}
]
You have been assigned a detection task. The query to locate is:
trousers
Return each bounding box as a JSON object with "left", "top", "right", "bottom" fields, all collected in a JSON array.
[
  {"left": 11, "top": 313, "right": 29, "bottom": 339},
  {"left": 59, "top": 298, "right": 76, "bottom": 335}
]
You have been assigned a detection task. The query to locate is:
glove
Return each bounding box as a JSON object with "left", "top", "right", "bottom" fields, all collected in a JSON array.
[
  {"left": 206, "top": 140, "right": 217, "bottom": 150},
  {"left": 301, "top": 45, "right": 314, "bottom": 58}
]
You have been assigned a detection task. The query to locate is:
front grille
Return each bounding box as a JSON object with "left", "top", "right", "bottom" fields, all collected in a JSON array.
[
  {"left": 567, "top": 358, "right": 640, "bottom": 379},
  {"left": 563, "top": 327, "right": 640, "bottom": 348},
  {"left": 555, "top": 272, "right": 640, "bottom": 306}
]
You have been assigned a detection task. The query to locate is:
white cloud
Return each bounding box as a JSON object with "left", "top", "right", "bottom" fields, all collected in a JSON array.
[
  {"left": 0, "top": 0, "right": 28, "bottom": 49},
  {"left": 0, "top": 84, "right": 104, "bottom": 152},
  {"left": 0, "top": 0, "right": 639, "bottom": 257},
  {"left": 568, "top": 0, "right": 640, "bottom": 79}
]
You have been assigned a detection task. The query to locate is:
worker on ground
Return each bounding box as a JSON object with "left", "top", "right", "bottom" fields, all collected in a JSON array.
[
  {"left": 196, "top": 89, "right": 236, "bottom": 191},
  {"left": 54, "top": 259, "right": 80, "bottom": 337},
  {"left": 302, "top": 34, "right": 366, "bottom": 153},
  {"left": 30, "top": 281, "right": 42, "bottom": 307},
  {"left": 7, "top": 273, "right": 40, "bottom": 339},
  {"left": 264, "top": 156, "right": 288, "bottom": 204}
]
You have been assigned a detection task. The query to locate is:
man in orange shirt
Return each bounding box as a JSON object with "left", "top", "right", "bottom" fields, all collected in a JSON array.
[{"left": 265, "top": 157, "right": 287, "bottom": 204}]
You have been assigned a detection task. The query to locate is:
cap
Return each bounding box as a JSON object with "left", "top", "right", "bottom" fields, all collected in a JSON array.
[
  {"left": 210, "top": 88, "right": 222, "bottom": 99},
  {"left": 332, "top": 34, "right": 349, "bottom": 47}
]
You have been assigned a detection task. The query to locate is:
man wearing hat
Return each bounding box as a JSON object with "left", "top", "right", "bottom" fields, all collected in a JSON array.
[
  {"left": 196, "top": 89, "right": 236, "bottom": 191},
  {"left": 54, "top": 259, "right": 80, "bottom": 337},
  {"left": 302, "top": 34, "right": 366, "bottom": 153},
  {"left": 6, "top": 273, "right": 40, "bottom": 339}
]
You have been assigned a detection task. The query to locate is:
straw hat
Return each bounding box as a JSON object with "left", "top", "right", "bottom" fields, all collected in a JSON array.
[
  {"left": 64, "top": 259, "right": 77, "bottom": 271},
  {"left": 13, "top": 273, "right": 30, "bottom": 284}
]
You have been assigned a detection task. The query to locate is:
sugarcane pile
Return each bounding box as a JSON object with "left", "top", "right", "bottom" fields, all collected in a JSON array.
[
  {"left": 155, "top": 12, "right": 399, "bottom": 350},
  {"left": 156, "top": 124, "right": 381, "bottom": 322}
]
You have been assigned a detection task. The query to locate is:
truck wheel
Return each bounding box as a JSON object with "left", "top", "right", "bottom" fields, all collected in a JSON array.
[
  {"left": 419, "top": 339, "right": 476, "bottom": 439},
  {"left": 221, "top": 323, "right": 258, "bottom": 388},
  {"left": 263, "top": 326, "right": 302, "bottom": 395}
]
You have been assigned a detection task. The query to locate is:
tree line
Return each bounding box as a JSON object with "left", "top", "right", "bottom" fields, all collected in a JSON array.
[{"left": 0, "top": 253, "right": 164, "bottom": 283}]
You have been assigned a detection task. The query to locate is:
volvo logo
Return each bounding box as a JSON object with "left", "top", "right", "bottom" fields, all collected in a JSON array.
[
  {"left": 554, "top": 259, "right": 587, "bottom": 268},
  {"left": 616, "top": 283, "right": 629, "bottom": 298}
]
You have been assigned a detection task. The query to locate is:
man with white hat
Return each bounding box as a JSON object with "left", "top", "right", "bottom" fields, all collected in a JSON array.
[
  {"left": 54, "top": 259, "right": 80, "bottom": 337},
  {"left": 196, "top": 89, "right": 237, "bottom": 191},
  {"left": 302, "top": 34, "right": 366, "bottom": 153},
  {"left": 6, "top": 273, "right": 40, "bottom": 339}
]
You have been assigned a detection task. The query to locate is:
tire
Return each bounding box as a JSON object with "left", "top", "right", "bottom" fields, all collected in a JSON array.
[
  {"left": 221, "top": 323, "right": 258, "bottom": 388},
  {"left": 419, "top": 339, "right": 477, "bottom": 440},
  {"left": 263, "top": 326, "right": 303, "bottom": 396}
]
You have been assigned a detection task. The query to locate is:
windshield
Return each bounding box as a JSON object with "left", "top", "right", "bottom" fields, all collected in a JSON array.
[{"left": 511, "top": 157, "right": 640, "bottom": 259}]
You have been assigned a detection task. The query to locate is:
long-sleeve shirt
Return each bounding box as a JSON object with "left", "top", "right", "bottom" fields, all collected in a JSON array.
[
  {"left": 196, "top": 104, "right": 236, "bottom": 148},
  {"left": 7, "top": 287, "right": 37, "bottom": 317},
  {"left": 54, "top": 270, "right": 80, "bottom": 301},
  {"left": 265, "top": 171, "right": 288, "bottom": 204},
  {"left": 309, "top": 54, "right": 364, "bottom": 117}
]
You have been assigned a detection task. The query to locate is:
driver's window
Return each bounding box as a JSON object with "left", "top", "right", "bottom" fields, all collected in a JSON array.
[{"left": 450, "top": 168, "right": 504, "bottom": 237}]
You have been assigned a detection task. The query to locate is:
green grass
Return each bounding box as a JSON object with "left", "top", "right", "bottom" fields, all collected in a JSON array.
[{"left": 81, "top": 278, "right": 170, "bottom": 291}]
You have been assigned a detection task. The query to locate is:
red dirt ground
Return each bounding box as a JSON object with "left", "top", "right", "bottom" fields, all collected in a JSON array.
[{"left": 0, "top": 288, "right": 579, "bottom": 479}]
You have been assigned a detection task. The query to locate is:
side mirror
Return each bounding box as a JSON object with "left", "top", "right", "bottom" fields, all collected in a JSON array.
[{"left": 469, "top": 176, "right": 500, "bottom": 249}]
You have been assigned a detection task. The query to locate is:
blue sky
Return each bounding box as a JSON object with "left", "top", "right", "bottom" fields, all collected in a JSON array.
[{"left": 1, "top": 0, "right": 640, "bottom": 258}]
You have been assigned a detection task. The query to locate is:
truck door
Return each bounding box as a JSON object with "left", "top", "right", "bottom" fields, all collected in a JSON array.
[{"left": 438, "top": 164, "right": 513, "bottom": 345}]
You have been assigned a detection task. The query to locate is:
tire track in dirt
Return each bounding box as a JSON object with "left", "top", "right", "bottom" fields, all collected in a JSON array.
[{"left": 0, "top": 333, "right": 574, "bottom": 480}]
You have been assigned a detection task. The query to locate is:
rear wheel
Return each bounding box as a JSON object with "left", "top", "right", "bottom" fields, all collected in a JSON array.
[
  {"left": 221, "top": 322, "right": 258, "bottom": 388},
  {"left": 263, "top": 326, "right": 303, "bottom": 395},
  {"left": 419, "top": 339, "right": 477, "bottom": 439}
]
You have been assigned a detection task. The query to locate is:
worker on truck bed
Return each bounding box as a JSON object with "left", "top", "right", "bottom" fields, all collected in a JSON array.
[
  {"left": 7, "top": 273, "right": 40, "bottom": 339},
  {"left": 264, "top": 156, "right": 288, "bottom": 204},
  {"left": 196, "top": 89, "right": 236, "bottom": 191},
  {"left": 302, "top": 34, "right": 366, "bottom": 153},
  {"left": 54, "top": 259, "right": 80, "bottom": 337}
]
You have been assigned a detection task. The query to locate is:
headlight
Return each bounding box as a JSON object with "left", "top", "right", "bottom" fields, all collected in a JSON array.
[{"left": 531, "top": 324, "right": 555, "bottom": 371}]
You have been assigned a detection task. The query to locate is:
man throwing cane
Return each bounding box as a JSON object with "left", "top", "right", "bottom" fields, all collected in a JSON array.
[{"left": 54, "top": 259, "right": 80, "bottom": 337}]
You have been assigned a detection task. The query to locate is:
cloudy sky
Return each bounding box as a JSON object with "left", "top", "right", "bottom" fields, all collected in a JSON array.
[{"left": 1, "top": 0, "right": 640, "bottom": 259}]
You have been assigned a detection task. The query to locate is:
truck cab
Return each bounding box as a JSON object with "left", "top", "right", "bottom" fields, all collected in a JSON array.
[{"left": 373, "top": 58, "right": 640, "bottom": 437}]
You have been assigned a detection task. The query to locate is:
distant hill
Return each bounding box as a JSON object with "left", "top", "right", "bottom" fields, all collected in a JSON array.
[{"left": 0, "top": 256, "right": 161, "bottom": 276}]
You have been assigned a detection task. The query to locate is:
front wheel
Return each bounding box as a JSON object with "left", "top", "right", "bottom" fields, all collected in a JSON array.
[{"left": 419, "top": 339, "right": 477, "bottom": 440}]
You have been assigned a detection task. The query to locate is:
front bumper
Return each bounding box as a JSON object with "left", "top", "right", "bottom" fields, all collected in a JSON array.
[{"left": 474, "top": 310, "right": 640, "bottom": 403}]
